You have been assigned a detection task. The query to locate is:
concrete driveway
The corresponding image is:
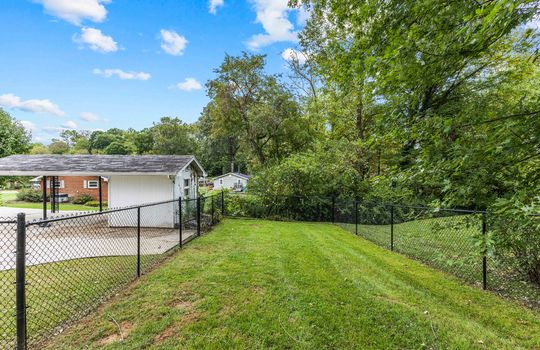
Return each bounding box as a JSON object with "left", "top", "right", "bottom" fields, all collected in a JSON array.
[
  {"left": 0, "top": 210, "right": 196, "bottom": 271},
  {"left": 0, "top": 206, "right": 84, "bottom": 221}
]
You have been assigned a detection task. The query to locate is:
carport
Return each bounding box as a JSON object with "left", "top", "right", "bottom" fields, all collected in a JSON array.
[{"left": 0, "top": 154, "right": 206, "bottom": 226}]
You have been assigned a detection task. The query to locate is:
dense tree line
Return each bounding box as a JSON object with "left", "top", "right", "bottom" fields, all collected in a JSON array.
[{"left": 1, "top": 0, "right": 538, "bottom": 285}]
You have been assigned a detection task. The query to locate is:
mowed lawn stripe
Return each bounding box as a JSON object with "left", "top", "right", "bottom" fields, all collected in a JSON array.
[{"left": 43, "top": 219, "right": 540, "bottom": 350}]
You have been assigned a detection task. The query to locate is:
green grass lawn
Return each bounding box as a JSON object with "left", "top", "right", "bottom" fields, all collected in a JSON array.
[
  {"left": 0, "top": 190, "right": 105, "bottom": 211},
  {"left": 0, "top": 190, "right": 18, "bottom": 202},
  {"left": 338, "top": 216, "right": 540, "bottom": 305},
  {"left": 1, "top": 201, "right": 104, "bottom": 211},
  {"left": 43, "top": 219, "right": 540, "bottom": 349},
  {"left": 0, "top": 254, "right": 163, "bottom": 348}
]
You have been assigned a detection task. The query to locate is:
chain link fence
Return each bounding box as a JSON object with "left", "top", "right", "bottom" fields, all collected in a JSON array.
[
  {"left": 222, "top": 193, "right": 540, "bottom": 308},
  {"left": 0, "top": 194, "right": 221, "bottom": 349}
]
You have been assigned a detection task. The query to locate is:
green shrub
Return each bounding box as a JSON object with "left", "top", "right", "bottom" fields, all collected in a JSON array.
[
  {"left": 72, "top": 193, "right": 94, "bottom": 204},
  {"left": 16, "top": 188, "right": 46, "bottom": 202},
  {"left": 85, "top": 201, "right": 108, "bottom": 207}
]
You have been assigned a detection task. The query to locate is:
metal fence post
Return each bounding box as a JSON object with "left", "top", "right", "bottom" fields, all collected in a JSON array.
[
  {"left": 197, "top": 196, "right": 201, "bottom": 236},
  {"left": 178, "top": 197, "right": 183, "bottom": 248},
  {"left": 482, "top": 212, "right": 487, "bottom": 290},
  {"left": 331, "top": 196, "right": 335, "bottom": 223},
  {"left": 355, "top": 200, "right": 358, "bottom": 235},
  {"left": 16, "top": 213, "right": 27, "bottom": 350},
  {"left": 390, "top": 205, "right": 394, "bottom": 251},
  {"left": 137, "top": 207, "right": 141, "bottom": 277},
  {"left": 211, "top": 195, "right": 215, "bottom": 225},
  {"left": 221, "top": 190, "right": 225, "bottom": 216}
]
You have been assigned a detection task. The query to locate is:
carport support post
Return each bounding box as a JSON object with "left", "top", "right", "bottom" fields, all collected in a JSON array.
[
  {"left": 390, "top": 205, "right": 394, "bottom": 251},
  {"left": 196, "top": 196, "right": 201, "bottom": 236},
  {"left": 42, "top": 176, "right": 47, "bottom": 220},
  {"left": 178, "top": 197, "right": 183, "bottom": 248},
  {"left": 98, "top": 176, "right": 103, "bottom": 212},
  {"left": 16, "top": 213, "right": 27, "bottom": 350},
  {"left": 137, "top": 207, "right": 141, "bottom": 277},
  {"left": 482, "top": 212, "right": 487, "bottom": 290}
]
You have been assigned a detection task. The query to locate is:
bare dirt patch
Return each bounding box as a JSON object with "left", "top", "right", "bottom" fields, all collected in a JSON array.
[
  {"left": 153, "top": 325, "right": 177, "bottom": 343},
  {"left": 96, "top": 321, "right": 134, "bottom": 346}
]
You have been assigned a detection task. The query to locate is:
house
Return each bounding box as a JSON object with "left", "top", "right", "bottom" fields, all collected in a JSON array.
[
  {"left": 0, "top": 154, "right": 206, "bottom": 227},
  {"left": 31, "top": 175, "right": 109, "bottom": 202},
  {"left": 213, "top": 172, "right": 250, "bottom": 192}
]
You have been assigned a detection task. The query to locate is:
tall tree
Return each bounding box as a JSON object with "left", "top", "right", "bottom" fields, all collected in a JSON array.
[
  {"left": 0, "top": 109, "right": 31, "bottom": 157},
  {"left": 206, "top": 52, "right": 312, "bottom": 168},
  {"left": 150, "top": 117, "right": 195, "bottom": 155}
]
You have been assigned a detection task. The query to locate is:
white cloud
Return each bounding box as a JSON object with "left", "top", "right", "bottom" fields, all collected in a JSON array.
[
  {"left": 296, "top": 6, "right": 310, "bottom": 26},
  {"left": 526, "top": 19, "right": 540, "bottom": 30},
  {"left": 209, "top": 0, "right": 224, "bottom": 14},
  {"left": 281, "top": 48, "right": 307, "bottom": 64},
  {"left": 74, "top": 27, "right": 118, "bottom": 53},
  {"left": 62, "top": 120, "right": 78, "bottom": 129},
  {"left": 93, "top": 68, "right": 151, "bottom": 80},
  {"left": 0, "top": 93, "right": 65, "bottom": 117},
  {"left": 20, "top": 120, "right": 38, "bottom": 134},
  {"left": 80, "top": 112, "right": 99, "bottom": 121},
  {"left": 36, "top": 0, "right": 110, "bottom": 25},
  {"left": 247, "top": 0, "right": 299, "bottom": 50},
  {"left": 160, "top": 29, "right": 188, "bottom": 56},
  {"left": 176, "top": 78, "right": 203, "bottom": 91}
]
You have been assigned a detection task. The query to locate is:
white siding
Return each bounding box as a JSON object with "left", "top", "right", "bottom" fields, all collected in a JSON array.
[
  {"left": 108, "top": 175, "right": 174, "bottom": 227},
  {"left": 213, "top": 174, "right": 248, "bottom": 191}
]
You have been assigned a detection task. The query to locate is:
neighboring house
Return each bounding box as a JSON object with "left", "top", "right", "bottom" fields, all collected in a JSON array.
[
  {"left": 0, "top": 154, "right": 206, "bottom": 227},
  {"left": 213, "top": 172, "right": 250, "bottom": 192},
  {"left": 31, "top": 175, "right": 109, "bottom": 202}
]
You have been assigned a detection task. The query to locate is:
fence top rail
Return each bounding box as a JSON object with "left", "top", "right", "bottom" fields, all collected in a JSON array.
[
  {"left": 389, "top": 204, "right": 486, "bottom": 214},
  {"left": 25, "top": 194, "right": 218, "bottom": 226}
]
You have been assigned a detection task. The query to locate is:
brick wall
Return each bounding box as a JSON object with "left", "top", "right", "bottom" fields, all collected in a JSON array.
[{"left": 41, "top": 176, "right": 108, "bottom": 201}]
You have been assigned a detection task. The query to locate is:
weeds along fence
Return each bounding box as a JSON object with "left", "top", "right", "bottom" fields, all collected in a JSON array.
[
  {"left": 223, "top": 193, "right": 540, "bottom": 308},
  {"left": 0, "top": 194, "right": 222, "bottom": 350}
]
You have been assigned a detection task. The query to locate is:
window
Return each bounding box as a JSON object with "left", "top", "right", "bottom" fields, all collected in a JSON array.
[
  {"left": 87, "top": 180, "right": 99, "bottom": 189},
  {"left": 48, "top": 180, "right": 64, "bottom": 189},
  {"left": 184, "top": 188, "right": 190, "bottom": 197},
  {"left": 184, "top": 179, "right": 190, "bottom": 187},
  {"left": 219, "top": 179, "right": 223, "bottom": 185}
]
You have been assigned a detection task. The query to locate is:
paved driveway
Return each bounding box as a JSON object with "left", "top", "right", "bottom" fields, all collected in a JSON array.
[
  {"left": 0, "top": 211, "right": 195, "bottom": 270},
  {"left": 0, "top": 206, "right": 83, "bottom": 221}
]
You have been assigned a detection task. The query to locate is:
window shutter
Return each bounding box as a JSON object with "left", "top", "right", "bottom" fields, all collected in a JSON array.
[{"left": 83, "top": 180, "right": 87, "bottom": 189}]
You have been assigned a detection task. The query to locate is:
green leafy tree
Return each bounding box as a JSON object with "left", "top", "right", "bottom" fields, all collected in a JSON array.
[
  {"left": 206, "top": 52, "right": 313, "bottom": 169},
  {"left": 150, "top": 117, "right": 195, "bottom": 155},
  {"left": 0, "top": 109, "right": 31, "bottom": 157},
  {"left": 104, "top": 141, "right": 131, "bottom": 155}
]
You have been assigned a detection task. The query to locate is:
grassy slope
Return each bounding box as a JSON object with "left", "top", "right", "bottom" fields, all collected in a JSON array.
[
  {"left": 43, "top": 219, "right": 540, "bottom": 349},
  {"left": 0, "top": 255, "right": 163, "bottom": 348}
]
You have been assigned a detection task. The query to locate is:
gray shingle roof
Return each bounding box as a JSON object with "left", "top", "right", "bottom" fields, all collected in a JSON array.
[{"left": 0, "top": 155, "right": 205, "bottom": 176}]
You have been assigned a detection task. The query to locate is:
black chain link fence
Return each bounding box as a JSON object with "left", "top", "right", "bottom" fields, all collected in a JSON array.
[
  {"left": 223, "top": 193, "right": 540, "bottom": 308},
  {"left": 0, "top": 194, "right": 221, "bottom": 349}
]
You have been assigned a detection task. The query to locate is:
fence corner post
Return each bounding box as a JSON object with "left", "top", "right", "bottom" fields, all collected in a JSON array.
[
  {"left": 178, "top": 197, "right": 183, "bottom": 248},
  {"left": 390, "top": 205, "right": 394, "bottom": 251},
  {"left": 197, "top": 196, "right": 201, "bottom": 236},
  {"left": 137, "top": 207, "right": 141, "bottom": 277},
  {"left": 482, "top": 211, "right": 487, "bottom": 290},
  {"left": 16, "top": 212, "right": 27, "bottom": 350},
  {"left": 211, "top": 194, "right": 215, "bottom": 225},
  {"left": 221, "top": 190, "right": 225, "bottom": 216},
  {"left": 331, "top": 196, "right": 335, "bottom": 223},
  {"left": 355, "top": 200, "right": 358, "bottom": 235}
]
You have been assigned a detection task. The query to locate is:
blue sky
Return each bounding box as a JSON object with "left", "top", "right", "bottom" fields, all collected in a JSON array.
[{"left": 0, "top": 0, "right": 308, "bottom": 143}]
